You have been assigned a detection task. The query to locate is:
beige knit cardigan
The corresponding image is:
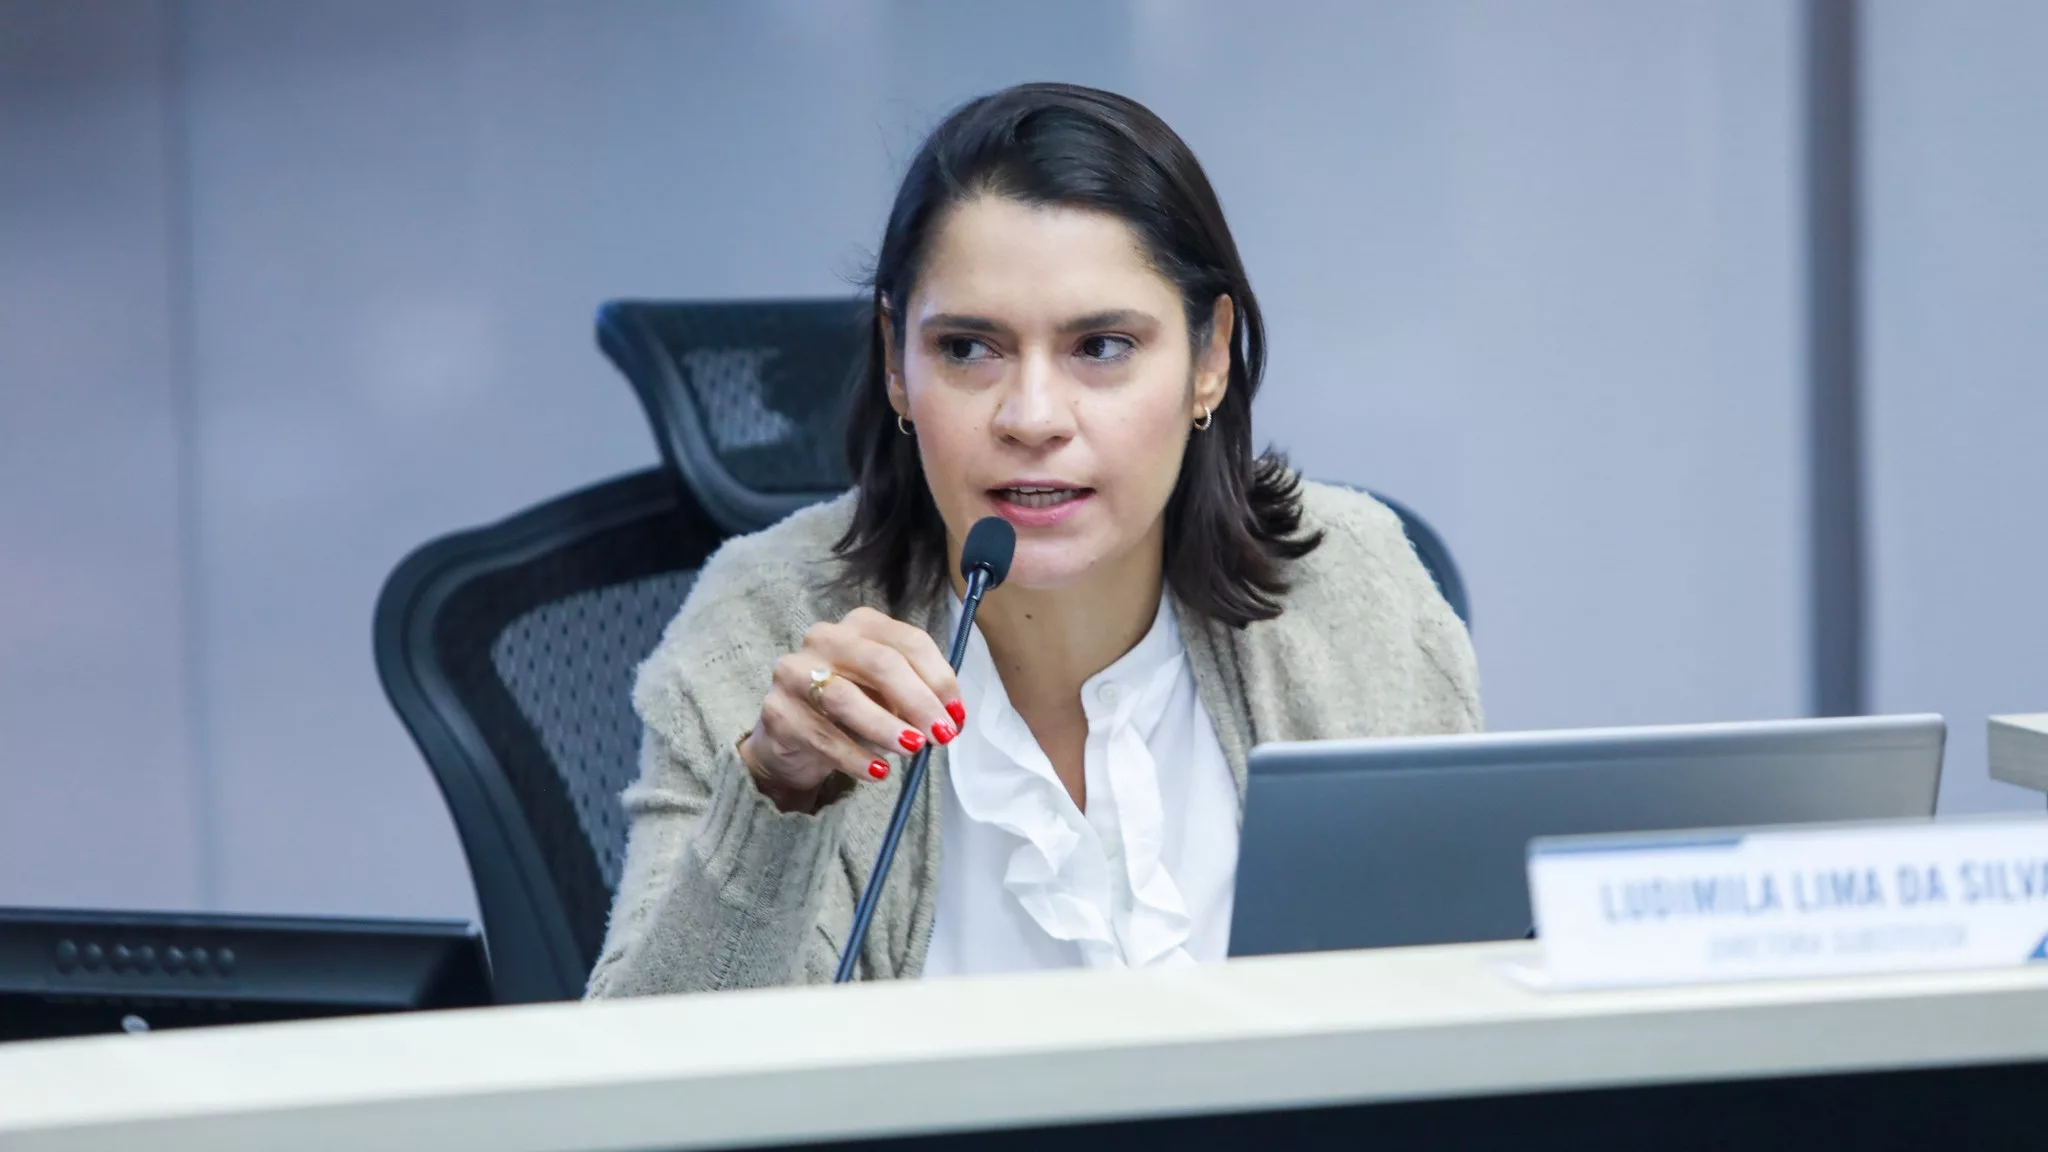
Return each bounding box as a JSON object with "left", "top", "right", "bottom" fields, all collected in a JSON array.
[{"left": 587, "top": 482, "right": 1481, "bottom": 997}]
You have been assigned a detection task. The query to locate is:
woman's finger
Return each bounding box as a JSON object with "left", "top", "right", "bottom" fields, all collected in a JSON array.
[
  {"left": 759, "top": 690, "right": 892, "bottom": 783},
  {"left": 813, "top": 668, "right": 933, "bottom": 758},
  {"left": 813, "top": 630, "right": 953, "bottom": 745},
  {"left": 843, "top": 607, "right": 964, "bottom": 730}
]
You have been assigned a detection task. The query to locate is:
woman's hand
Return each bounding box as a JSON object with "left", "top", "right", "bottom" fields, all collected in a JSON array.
[{"left": 738, "top": 607, "right": 966, "bottom": 813}]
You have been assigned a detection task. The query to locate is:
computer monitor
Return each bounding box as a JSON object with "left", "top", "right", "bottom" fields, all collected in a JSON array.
[
  {"left": 0, "top": 908, "right": 492, "bottom": 1042},
  {"left": 1228, "top": 714, "right": 1945, "bottom": 958}
]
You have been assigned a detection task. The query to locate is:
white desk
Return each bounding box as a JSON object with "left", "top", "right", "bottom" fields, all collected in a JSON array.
[{"left": 3, "top": 941, "right": 2046, "bottom": 1151}]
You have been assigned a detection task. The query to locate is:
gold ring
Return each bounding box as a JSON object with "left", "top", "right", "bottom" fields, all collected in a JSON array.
[{"left": 807, "top": 666, "right": 836, "bottom": 711}]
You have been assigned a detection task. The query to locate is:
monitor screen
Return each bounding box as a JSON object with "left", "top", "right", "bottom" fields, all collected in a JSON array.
[{"left": 0, "top": 907, "right": 492, "bottom": 1042}]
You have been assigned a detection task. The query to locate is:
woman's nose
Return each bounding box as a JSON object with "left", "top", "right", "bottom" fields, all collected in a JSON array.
[{"left": 991, "top": 353, "right": 1076, "bottom": 446}]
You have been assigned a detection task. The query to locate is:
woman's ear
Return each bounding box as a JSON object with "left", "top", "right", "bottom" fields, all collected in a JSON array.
[
  {"left": 878, "top": 297, "right": 909, "bottom": 419},
  {"left": 1194, "top": 294, "right": 1234, "bottom": 417}
]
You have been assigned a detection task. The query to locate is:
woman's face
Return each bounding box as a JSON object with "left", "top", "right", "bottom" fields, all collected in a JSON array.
[{"left": 887, "top": 195, "right": 1231, "bottom": 593}]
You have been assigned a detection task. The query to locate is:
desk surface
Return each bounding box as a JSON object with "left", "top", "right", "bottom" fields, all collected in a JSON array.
[{"left": 5, "top": 941, "right": 2048, "bottom": 1151}]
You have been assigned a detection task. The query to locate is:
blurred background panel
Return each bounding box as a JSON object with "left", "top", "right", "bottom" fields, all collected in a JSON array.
[
  {"left": 1134, "top": 0, "right": 1806, "bottom": 740},
  {"left": 1863, "top": 0, "right": 2048, "bottom": 814},
  {"left": 0, "top": 0, "right": 202, "bottom": 911},
  {"left": 0, "top": 0, "right": 2038, "bottom": 922}
]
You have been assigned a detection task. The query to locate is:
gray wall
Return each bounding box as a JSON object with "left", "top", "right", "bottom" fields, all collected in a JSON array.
[
  {"left": 1865, "top": 0, "right": 2048, "bottom": 812},
  {"left": 1138, "top": 0, "right": 1807, "bottom": 733},
  {"left": 0, "top": 0, "right": 2033, "bottom": 921},
  {"left": 0, "top": 0, "right": 202, "bottom": 910}
]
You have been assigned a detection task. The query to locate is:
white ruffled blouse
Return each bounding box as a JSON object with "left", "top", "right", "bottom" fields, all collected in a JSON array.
[{"left": 920, "top": 596, "right": 1240, "bottom": 976}]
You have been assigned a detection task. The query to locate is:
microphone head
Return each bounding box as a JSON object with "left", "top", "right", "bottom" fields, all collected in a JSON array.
[{"left": 960, "top": 517, "right": 1017, "bottom": 588}]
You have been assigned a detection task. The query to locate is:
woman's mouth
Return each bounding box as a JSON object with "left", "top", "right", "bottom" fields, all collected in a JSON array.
[
  {"left": 991, "top": 485, "right": 1091, "bottom": 509},
  {"left": 988, "top": 485, "right": 1095, "bottom": 526}
]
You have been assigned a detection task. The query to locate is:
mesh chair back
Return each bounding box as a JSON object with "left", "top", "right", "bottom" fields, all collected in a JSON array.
[
  {"left": 375, "top": 470, "right": 724, "bottom": 1003},
  {"left": 597, "top": 298, "right": 864, "bottom": 535}
]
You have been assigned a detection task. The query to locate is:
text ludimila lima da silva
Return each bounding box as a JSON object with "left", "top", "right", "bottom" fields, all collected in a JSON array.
[{"left": 1601, "top": 859, "right": 2048, "bottom": 924}]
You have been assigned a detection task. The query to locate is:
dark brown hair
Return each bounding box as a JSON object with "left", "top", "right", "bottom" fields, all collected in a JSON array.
[{"left": 835, "top": 82, "right": 1321, "bottom": 627}]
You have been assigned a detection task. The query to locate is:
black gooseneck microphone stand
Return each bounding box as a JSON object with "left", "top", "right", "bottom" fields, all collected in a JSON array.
[{"left": 834, "top": 516, "right": 1015, "bottom": 983}]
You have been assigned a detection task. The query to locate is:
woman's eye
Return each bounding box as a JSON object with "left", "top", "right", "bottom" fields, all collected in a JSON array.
[
  {"left": 940, "top": 336, "right": 994, "bottom": 363},
  {"left": 1078, "top": 335, "right": 1135, "bottom": 362}
]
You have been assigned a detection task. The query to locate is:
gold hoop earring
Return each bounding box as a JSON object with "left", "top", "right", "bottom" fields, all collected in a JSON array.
[
  {"left": 897, "top": 414, "right": 914, "bottom": 436},
  {"left": 1193, "top": 405, "right": 1213, "bottom": 431}
]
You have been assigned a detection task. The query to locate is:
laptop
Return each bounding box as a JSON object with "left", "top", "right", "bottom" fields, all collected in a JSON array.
[{"left": 1227, "top": 714, "right": 1945, "bottom": 957}]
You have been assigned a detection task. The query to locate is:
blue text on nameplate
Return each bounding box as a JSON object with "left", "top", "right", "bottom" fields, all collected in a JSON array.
[{"left": 1525, "top": 817, "right": 2048, "bottom": 989}]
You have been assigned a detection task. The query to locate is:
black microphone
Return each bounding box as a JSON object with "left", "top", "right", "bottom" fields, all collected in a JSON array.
[{"left": 834, "top": 516, "right": 1016, "bottom": 983}]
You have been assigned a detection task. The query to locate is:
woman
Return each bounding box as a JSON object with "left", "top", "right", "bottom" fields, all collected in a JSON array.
[{"left": 587, "top": 82, "right": 1480, "bottom": 995}]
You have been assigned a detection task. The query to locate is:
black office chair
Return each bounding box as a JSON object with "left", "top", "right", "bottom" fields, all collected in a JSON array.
[
  {"left": 376, "top": 296, "right": 1471, "bottom": 1004},
  {"left": 374, "top": 470, "right": 722, "bottom": 1003}
]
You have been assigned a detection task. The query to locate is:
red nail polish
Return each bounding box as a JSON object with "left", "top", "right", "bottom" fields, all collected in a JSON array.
[
  {"left": 932, "top": 721, "right": 958, "bottom": 745},
  {"left": 868, "top": 760, "right": 889, "bottom": 780},
  {"left": 945, "top": 699, "right": 966, "bottom": 727},
  {"left": 898, "top": 729, "right": 925, "bottom": 754}
]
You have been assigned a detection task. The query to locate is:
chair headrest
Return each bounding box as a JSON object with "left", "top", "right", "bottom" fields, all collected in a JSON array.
[{"left": 597, "top": 298, "right": 864, "bottom": 533}]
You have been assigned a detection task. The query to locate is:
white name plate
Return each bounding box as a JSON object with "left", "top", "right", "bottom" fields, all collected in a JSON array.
[{"left": 1524, "top": 817, "right": 2048, "bottom": 990}]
